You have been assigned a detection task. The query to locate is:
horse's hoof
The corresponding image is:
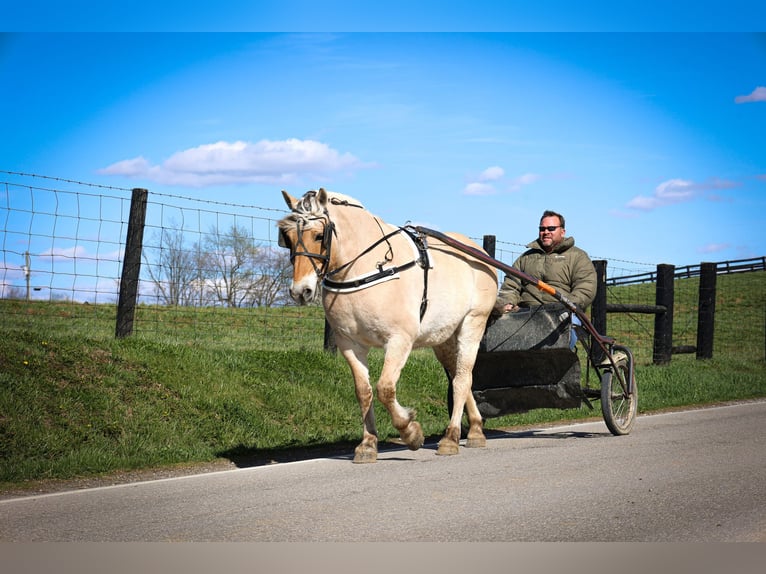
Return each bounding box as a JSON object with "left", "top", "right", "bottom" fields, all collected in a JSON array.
[
  {"left": 402, "top": 421, "right": 424, "bottom": 451},
  {"left": 436, "top": 438, "right": 460, "bottom": 456},
  {"left": 465, "top": 436, "right": 487, "bottom": 448},
  {"left": 353, "top": 446, "right": 378, "bottom": 464}
]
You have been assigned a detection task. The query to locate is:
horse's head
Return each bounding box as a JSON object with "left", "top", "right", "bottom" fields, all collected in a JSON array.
[{"left": 277, "top": 188, "right": 334, "bottom": 304}]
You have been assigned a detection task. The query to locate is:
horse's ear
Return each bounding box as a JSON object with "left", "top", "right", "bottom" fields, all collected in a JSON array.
[
  {"left": 317, "top": 187, "right": 329, "bottom": 207},
  {"left": 282, "top": 190, "right": 300, "bottom": 211}
]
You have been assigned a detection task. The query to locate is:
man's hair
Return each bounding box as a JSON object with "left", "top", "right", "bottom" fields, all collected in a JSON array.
[{"left": 541, "top": 210, "right": 565, "bottom": 229}]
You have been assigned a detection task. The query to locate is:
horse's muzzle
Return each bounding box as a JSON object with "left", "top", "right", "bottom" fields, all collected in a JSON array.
[{"left": 289, "top": 277, "right": 318, "bottom": 305}]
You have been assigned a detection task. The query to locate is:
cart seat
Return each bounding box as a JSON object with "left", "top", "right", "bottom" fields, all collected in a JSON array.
[{"left": 472, "top": 303, "right": 582, "bottom": 418}]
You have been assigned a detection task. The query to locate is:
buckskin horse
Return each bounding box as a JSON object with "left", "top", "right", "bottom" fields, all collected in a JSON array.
[{"left": 277, "top": 189, "right": 497, "bottom": 463}]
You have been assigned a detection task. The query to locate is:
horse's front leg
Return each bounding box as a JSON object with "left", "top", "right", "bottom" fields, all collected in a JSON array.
[
  {"left": 377, "top": 338, "right": 424, "bottom": 452},
  {"left": 339, "top": 344, "right": 378, "bottom": 463}
]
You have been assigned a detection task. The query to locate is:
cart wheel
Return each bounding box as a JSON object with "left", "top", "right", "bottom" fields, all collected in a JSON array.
[{"left": 600, "top": 354, "right": 637, "bottom": 436}]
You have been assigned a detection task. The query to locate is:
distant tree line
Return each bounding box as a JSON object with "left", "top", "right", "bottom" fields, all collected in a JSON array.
[{"left": 143, "top": 222, "right": 295, "bottom": 308}]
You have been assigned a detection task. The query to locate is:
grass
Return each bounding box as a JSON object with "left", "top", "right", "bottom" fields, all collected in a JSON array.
[{"left": 0, "top": 271, "right": 764, "bottom": 490}]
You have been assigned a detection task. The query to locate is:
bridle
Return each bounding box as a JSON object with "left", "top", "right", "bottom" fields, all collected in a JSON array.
[{"left": 279, "top": 212, "right": 336, "bottom": 279}]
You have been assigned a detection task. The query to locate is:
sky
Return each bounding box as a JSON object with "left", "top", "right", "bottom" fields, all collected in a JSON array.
[{"left": 2, "top": 2, "right": 766, "bottom": 302}]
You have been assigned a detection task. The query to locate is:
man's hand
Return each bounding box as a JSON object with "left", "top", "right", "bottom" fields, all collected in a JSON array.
[{"left": 503, "top": 303, "right": 520, "bottom": 313}]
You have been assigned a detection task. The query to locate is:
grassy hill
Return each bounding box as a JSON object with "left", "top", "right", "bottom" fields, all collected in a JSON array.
[{"left": 1, "top": 272, "right": 764, "bottom": 489}]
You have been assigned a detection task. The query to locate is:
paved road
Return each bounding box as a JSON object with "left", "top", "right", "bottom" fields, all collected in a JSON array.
[{"left": 1, "top": 401, "right": 764, "bottom": 541}]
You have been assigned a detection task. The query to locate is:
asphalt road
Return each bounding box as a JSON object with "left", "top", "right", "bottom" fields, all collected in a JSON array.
[{"left": 1, "top": 401, "right": 764, "bottom": 542}]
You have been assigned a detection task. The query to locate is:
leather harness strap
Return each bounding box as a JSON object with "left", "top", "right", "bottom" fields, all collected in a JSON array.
[{"left": 322, "top": 225, "right": 431, "bottom": 321}]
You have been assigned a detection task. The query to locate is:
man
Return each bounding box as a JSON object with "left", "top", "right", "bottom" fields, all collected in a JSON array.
[{"left": 495, "top": 210, "right": 596, "bottom": 346}]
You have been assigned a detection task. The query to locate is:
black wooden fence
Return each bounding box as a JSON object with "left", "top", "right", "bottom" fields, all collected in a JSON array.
[{"left": 479, "top": 236, "right": 754, "bottom": 365}]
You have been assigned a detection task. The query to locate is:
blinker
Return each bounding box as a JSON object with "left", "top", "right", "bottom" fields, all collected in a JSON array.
[{"left": 278, "top": 229, "right": 291, "bottom": 249}]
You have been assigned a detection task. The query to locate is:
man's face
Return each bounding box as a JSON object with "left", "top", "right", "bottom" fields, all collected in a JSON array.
[{"left": 538, "top": 216, "right": 565, "bottom": 252}]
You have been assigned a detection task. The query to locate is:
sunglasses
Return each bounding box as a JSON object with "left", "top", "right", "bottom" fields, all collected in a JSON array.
[{"left": 539, "top": 225, "right": 561, "bottom": 232}]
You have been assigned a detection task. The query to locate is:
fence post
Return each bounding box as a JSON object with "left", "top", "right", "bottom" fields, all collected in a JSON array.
[
  {"left": 115, "top": 188, "right": 149, "bottom": 338},
  {"left": 590, "top": 260, "right": 608, "bottom": 364},
  {"left": 653, "top": 263, "right": 675, "bottom": 364},
  {"left": 323, "top": 318, "right": 337, "bottom": 354},
  {"left": 591, "top": 260, "right": 608, "bottom": 336},
  {"left": 482, "top": 235, "right": 496, "bottom": 258},
  {"left": 696, "top": 262, "right": 717, "bottom": 359}
]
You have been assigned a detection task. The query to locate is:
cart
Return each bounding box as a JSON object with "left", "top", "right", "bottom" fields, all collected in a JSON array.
[
  {"left": 414, "top": 226, "right": 638, "bottom": 436},
  {"left": 470, "top": 302, "right": 637, "bottom": 435}
]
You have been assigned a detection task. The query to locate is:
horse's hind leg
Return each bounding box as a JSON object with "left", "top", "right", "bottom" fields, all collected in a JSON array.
[
  {"left": 377, "top": 338, "right": 424, "bottom": 452},
  {"left": 463, "top": 389, "right": 486, "bottom": 449},
  {"left": 339, "top": 343, "right": 378, "bottom": 463}
]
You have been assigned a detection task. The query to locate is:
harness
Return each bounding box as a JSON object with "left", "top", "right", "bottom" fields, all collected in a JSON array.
[
  {"left": 283, "top": 195, "right": 432, "bottom": 321},
  {"left": 323, "top": 225, "right": 432, "bottom": 320}
]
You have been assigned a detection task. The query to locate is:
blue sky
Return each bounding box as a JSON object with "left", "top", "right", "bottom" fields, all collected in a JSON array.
[{"left": 2, "top": 2, "right": 766, "bottom": 297}]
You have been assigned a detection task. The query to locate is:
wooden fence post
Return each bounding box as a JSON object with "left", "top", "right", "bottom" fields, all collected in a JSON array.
[
  {"left": 696, "top": 262, "right": 717, "bottom": 359},
  {"left": 591, "top": 260, "right": 608, "bottom": 336},
  {"left": 323, "top": 317, "right": 337, "bottom": 354},
  {"left": 482, "top": 235, "right": 496, "bottom": 258},
  {"left": 653, "top": 263, "right": 675, "bottom": 364},
  {"left": 115, "top": 188, "right": 148, "bottom": 338},
  {"left": 590, "top": 260, "right": 608, "bottom": 364}
]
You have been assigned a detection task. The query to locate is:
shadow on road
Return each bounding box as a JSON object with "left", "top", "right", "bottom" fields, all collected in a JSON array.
[{"left": 218, "top": 425, "right": 610, "bottom": 468}]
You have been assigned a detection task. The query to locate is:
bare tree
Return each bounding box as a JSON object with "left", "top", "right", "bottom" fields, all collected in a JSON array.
[
  {"left": 1, "top": 285, "right": 26, "bottom": 300},
  {"left": 201, "top": 224, "right": 260, "bottom": 308},
  {"left": 242, "top": 246, "right": 294, "bottom": 307},
  {"left": 143, "top": 223, "right": 202, "bottom": 306},
  {"left": 143, "top": 222, "right": 294, "bottom": 308}
]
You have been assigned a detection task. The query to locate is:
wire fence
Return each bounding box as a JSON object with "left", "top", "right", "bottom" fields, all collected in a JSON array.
[{"left": 1, "top": 172, "right": 764, "bottom": 361}]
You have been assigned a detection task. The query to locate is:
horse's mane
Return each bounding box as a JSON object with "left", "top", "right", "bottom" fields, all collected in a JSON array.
[{"left": 278, "top": 189, "right": 365, "bottom": 230}]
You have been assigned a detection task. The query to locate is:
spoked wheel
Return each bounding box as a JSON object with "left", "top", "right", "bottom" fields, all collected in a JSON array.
[{"left": 600, "top": 353, "right": 637, "bottom": 436}]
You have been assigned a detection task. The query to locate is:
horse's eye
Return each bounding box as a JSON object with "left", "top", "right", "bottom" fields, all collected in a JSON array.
[{"left": 315, "top": 233, "right": 325, "bottom": 243}]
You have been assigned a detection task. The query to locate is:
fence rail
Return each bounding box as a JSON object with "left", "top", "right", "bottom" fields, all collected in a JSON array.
[{"left": 605, "top": 257, "right": 766, "bottom": 286}]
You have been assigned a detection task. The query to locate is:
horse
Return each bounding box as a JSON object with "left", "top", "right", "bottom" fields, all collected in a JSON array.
[{"left": 277, "top": 188, "right": 498, "bottom": 463}]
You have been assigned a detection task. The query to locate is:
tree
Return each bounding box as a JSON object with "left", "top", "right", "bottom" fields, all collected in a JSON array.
[
  {"left": 201, "top": 224, "right": 260, "bottom": 308},
  {"left": 143, "top": 223, "right": 204, "bottom": 306},
  {"left": 143, "top": 222, "right": 295, "bottom": 308},
  {"left": 241, "top": 246, "right": 294, "bottom": 307}
]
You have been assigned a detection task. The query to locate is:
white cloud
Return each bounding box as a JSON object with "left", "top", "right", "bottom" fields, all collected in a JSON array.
[
  {"left": 508, "top": 172, "right": 540, "bottom": 192},
  {"left": 734, "top": 86, "right": 766, "bottom": 104},
  {"left": 626, "top": 177, "right": 739, "bottom": 211},
  {"left": 655, "top": 178, "right": 696, "bottom": 201},
  {"left": 463, "top": 182, "right": 496, "bottom": 196},
  {"left": 462, "top": 167, "right": 540, "bottom": 196},
  {"left": 477, "top": 166, "right": 504, "bottom": 182},
  {"left": 100, "top": 156, "right": 153, "bottom": 178},
  {"left": 99, "top": 139, "right": 372, "bottom": 187},
  {"left": 626, "top": 195, "right": 662, "bottom": 210}
]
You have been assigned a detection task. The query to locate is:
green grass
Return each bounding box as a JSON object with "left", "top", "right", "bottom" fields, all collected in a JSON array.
[{"left": 0, "top": 272, "right": 764, "bottom": 490}]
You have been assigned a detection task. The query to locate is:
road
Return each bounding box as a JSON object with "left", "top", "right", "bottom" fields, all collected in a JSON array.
[{"left": 1, "top": 401, "right": 764, "bottom": 542}]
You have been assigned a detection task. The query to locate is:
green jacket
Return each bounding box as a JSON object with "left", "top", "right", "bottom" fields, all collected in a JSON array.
[{"left": 496, "top": 236, "right": 597, "bottom": 311}]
